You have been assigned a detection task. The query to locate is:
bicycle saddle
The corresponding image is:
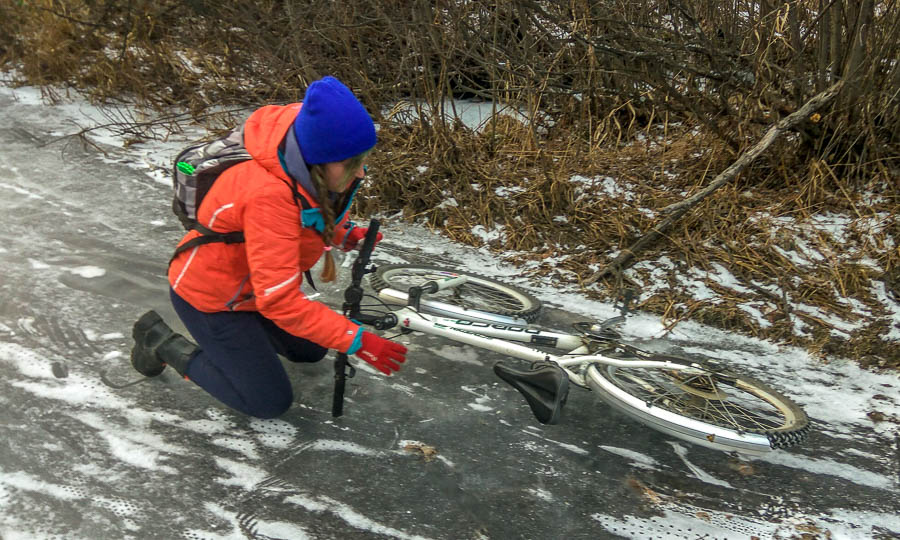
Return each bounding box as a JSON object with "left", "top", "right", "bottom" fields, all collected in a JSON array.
[{"left": 493, "top": 360, "right": 569, "bottom": 425}]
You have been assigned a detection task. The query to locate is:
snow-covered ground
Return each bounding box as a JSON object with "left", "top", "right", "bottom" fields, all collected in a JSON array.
[{"left": 1, "top": 81, "right": 898, "bottom": 539}]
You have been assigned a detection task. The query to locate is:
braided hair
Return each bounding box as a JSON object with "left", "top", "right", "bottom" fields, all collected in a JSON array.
[{"left": 308, "top": 151, "right": 369, "bottom": 282}]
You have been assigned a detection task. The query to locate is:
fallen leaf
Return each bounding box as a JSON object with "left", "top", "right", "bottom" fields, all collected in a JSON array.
[
  {"left": 728, "top": 459, "right": 756, "bottom": 476},
  {"left": 404, "top": 443, "right": 438, "bottom": 462},
  {"left": 625, "top": 477, "right": 662, "bottom": 505}
]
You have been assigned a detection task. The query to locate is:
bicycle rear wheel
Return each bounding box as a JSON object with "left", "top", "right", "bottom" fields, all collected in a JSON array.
[
  {"left": 370, "top": 264, "right": 542, "bottom": 324},
  {"left": 586, "top": 348, "right": 809, "bottom": 454}
]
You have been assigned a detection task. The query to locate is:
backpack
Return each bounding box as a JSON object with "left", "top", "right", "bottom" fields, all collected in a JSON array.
[
  {"left": 172, "top": 127, "right": 250, "bottom": 231},
  {"left": 168, "top": 126, "right": 320, "bottom": 289}
]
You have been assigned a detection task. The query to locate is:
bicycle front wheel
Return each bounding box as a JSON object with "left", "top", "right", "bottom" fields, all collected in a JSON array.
[
  {"left": 586, "top": 352, "right": 810, "bottom": 454},
  {"left": 370, "top": 265, "right": 542, "bottom": 324}
]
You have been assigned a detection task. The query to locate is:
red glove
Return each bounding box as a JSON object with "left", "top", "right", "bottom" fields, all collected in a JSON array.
[
  {"left": 354, "top": 331, "right": 407, "bottom": 375},
  {"left": 341, "top": 226, "right": 383, "bottom": 252}
]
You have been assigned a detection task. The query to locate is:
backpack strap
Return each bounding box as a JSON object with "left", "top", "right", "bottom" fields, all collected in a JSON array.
[
  {"left": 289, "top": 176, "right": 313, "bottom": 210},
  {"left": 169, "top": 223, "right": 245, "bottom": 264},
  {"left": 283, "top": 177, "right": 319, "bottom": 291}
]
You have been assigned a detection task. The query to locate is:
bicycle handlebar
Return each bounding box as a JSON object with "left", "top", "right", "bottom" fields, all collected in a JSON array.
[{"left": 334, "top": 218, "right": 387, "bottom": 418}]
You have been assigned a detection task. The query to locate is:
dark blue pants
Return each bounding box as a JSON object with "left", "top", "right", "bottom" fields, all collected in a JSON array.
[{"left": 170, "top": 288, "right": 327, "bottom": 418}]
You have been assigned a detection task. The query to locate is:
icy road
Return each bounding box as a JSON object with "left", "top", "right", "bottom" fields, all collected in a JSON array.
[{"left": 1, "top": 85, "right": 899, "bottom": 539}]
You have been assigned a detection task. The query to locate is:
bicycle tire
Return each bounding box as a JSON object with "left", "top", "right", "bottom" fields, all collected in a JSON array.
[
  {"left": 586, "top": 352, "right": 810, "bottom": 454},
  {"left": 369, "top": 264, "right": 542, "bottom": 324}
]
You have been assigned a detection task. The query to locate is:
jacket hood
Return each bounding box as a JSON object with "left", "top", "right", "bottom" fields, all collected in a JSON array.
[{"left": 242, "top": 103, "right": 302, "bottom": 181}]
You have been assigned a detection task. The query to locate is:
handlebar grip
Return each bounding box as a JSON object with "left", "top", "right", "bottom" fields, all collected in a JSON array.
[
  {"left": 358, "top": 219, "right": 381, "bottom": 260},
  {"left": 347, "top": 218, "right": 382, "bottom": 303}
]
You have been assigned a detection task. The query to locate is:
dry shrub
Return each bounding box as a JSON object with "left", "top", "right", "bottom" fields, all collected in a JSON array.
[{"left": 2, "top": 0, "right": 898, "bottom": 367}]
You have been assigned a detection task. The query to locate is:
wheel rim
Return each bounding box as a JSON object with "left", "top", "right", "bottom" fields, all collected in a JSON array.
[
  {"left": 602, "top": 365, "right": 801, "bottom": 433},
  {"left": 377, "top": 267, "right": 533, "bottom": 315}
]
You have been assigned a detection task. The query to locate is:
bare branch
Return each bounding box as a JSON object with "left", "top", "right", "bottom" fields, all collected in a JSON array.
[{"left": 584, "top": 79, "right": 846, "bottom": 286}]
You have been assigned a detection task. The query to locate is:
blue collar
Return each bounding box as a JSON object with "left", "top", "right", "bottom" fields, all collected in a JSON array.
[{"left": 299, "top": 179, "right": 362, "bottom": 232}]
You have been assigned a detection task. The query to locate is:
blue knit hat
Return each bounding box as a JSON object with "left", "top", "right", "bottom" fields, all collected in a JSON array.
[{"left": 293, "top": 76, "right": 376, "bottom": 165}]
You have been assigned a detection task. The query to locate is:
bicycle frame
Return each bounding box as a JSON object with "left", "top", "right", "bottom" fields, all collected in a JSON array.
[{"left": 390, "top": 305, "right": 706, "bottom": 389}]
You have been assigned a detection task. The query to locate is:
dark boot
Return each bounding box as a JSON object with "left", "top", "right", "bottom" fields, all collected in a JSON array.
[{"left": 131, "top": 311, "right": 196, "bottom": 377}]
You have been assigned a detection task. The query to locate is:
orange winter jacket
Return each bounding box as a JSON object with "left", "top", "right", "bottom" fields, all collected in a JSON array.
[{"left": 168, "top": 104, "right": 361, "bottom": 352}]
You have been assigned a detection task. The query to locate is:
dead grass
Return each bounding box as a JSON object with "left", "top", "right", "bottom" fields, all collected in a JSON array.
[{"left": 2, "top": 0, "right": 898, "bottom": 369}]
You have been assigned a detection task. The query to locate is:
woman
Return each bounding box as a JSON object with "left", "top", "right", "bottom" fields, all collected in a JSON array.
[{"left": 130, "top": 76, "right": 407, "bottom": 419}]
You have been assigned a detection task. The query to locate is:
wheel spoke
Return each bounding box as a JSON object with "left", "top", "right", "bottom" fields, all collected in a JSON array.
[{"left": 605, "top": 367, "right": 793, "bottom": 433}]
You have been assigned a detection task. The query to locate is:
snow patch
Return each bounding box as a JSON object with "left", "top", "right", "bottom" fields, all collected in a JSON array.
[{"left": 68, "top": 266, "right": 106, "bottom": 278}]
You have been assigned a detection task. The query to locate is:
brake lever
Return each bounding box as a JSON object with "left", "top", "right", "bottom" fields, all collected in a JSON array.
[{"left": 347, "top": 311, "right": 399, "bottom": 331}]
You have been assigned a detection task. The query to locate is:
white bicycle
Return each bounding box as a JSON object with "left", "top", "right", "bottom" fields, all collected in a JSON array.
[{"left": 333, "top": 220, "right": 810, "bottom": 455}]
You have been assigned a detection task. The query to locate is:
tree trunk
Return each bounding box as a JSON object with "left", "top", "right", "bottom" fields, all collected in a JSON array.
[
  {"left": 788, "top": 0, "right": 804, "bottom": 99},
  {"left": 829, "top": 0, "right": 844, "bottom": 79},
  {"left": 817, "top": 0, "right": 831, "bottom": 91},
  {"left": 842, "top": 0, "right": 874, "bottom": 115}
]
